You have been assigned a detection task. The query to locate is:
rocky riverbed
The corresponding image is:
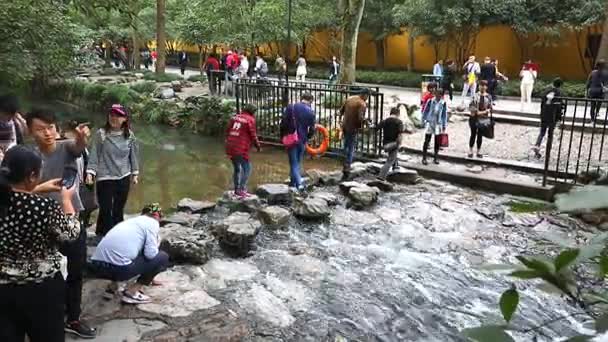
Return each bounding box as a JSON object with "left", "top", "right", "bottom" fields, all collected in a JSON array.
[{"left": 73, "top": 163, "right": 598, "bottom": 342}]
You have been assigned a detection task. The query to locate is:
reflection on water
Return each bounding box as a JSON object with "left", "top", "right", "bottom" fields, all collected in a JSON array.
[{"left": 127, "top": 124, "right": 340, "bottom": 212}]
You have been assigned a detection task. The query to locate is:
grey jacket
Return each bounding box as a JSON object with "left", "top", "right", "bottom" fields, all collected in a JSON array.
[{"left": 87, "top": 128, "right": 139, "bottom": 181}]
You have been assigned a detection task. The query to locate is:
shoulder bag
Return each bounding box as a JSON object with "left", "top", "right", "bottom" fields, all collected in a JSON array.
[{"left": 281, "top": 106, "right": 299, "bottom": 148}]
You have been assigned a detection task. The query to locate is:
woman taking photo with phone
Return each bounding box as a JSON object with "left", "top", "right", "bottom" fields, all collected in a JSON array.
[
  {"left": 0, "top": 146, "right": 80, "bottom": 342},
  {"left": 87, "top": 104, "right": 139, "bottom": 236}
]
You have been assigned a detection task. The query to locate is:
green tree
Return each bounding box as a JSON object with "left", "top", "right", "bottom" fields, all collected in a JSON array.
[
  {"left": 360, "top": 0, "right": 401, "bottom": 68},
  {"left": 338, "top": 0, "right": 366, "bottom": 84}
]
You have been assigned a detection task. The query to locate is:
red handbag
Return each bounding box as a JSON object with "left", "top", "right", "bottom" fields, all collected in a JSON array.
[{"left": 438, "top": 133, "right": 449, "bottom": 147}]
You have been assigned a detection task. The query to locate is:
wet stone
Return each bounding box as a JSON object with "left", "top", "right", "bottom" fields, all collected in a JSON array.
[
  {"left": 212, "top": 212, "right": 262, "bottom": 257},
  {"left": 367, "top": 179, "right": 394, "bottom": 192},
  {"left": 309, "top": 191, "right": 339, "bottom": 206},
  {"left": 161, "top": 212, "right": 200, "bottom": 227},
  {"left": 218, "top": 191, "right": 262, "bottom": 213},
  {"left": 348, "top": 185, "right": 380, "bottom": 209},
  {"left": 339, "top": 181, "right": 366, "bottom": 194},
  {"left": 160, "top": 224, "right": 215, "bottom": 264},
  {"left": 305, "top": 169, "right": 325, "bottom": 186},
  {"left": 256, "top": 184, "right": 293, "bottom": 205},
  {"left": 365, "top": 162, "right": 384, "bottom": 175},
  {"left": 171, "top": 80, "right": 182, "bottom": 92},
  {"left": 319, "top": 171, "right": 343, "bottom": 186},
  {"left": 475, "top": 206, "right": 506, "bottom": 221},
  {"left": 386, "top": 169, "right": 418, "bottom": 184},
  {"left": 293, "top": 197, "right": 331, "bottom": 220},
  {"left": 177, "top": 198, "right": 216, "bottom": 213},
  {"left": 67, "top": 319, "right": 166, "bottom": 342},
  {"left": 258, "top": 206, "right": 291, "bottom": 227}
]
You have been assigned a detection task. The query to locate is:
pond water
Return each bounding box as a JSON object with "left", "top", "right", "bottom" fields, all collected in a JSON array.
[{"left": 47, "top": 103, "right": 341, "bottom": 213}]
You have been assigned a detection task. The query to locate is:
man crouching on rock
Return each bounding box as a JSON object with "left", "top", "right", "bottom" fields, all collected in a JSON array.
[{"left": 90, "top": 203, "right": 169, "bottom": 305}]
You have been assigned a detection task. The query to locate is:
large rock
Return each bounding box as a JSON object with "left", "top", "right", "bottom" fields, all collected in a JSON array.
[
  {"left": 255, "top": 184, "right": 293, "bottom": 205},
  {"left": 212, "top": 212, "right": 262, "bottom": 257},
  {"left": 386, "top": 169, "right": 419, "bottom": 184},
  {"left": 160, "top": 224, "right": 214, "bottom": 264},
  {"left": 218, "top": 191, "right": 261, "bottom": 213},
  {"left": 367, "top": 179, "right": 394, "bottom": 192},
  {"left": 161, "top": 212, "right": 200, "bottom": 227},
  {"left": 475, "top": 206, "right": 506, "bottom": 221},
  {"left": 319, "top": 171, "right": 343, "bottom": 186},
  {"left": 305, "top": 169, "right": 326, "bottom": 186},
  {"left": 258, "top": 206, "right": 291, "bottom": 226},
  {"left": 293, "top": 197, "right": 331, "bottom": 220},
  {"left": 309, "top": 191, "right": 339, "bottom": 206},
  {"left": 348, "top": 185, "right": 380, "bottom": 209},
  {"left": 339, "top": 181, "right": 366, "bottom": 194},
  {"left": 177, "top": 198, "right": 216, "bottom": 214},
  {"left": 365, "top": 162, "right": 385, "bottom": 175},
  {"left": 171, "top": 80, "right": 182, "bottom": 92},
  {"left": 155, "top": 87, "right": 175, "bottom": 99}
]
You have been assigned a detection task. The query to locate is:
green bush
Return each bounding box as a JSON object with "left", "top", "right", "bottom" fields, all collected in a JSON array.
[
  {"left": 187, "top": 74, "right": 206, "bottom": 82},
  {"left": 143, "top": 72, "right": 183, "bottom": 83},
  {"left": 322, "top": 93, "right": 347, "bottom": 109},
  {"left": 83, "top": 83, "right": 106, "bottom": 102},
  {"left": 130, "top": 81, "right": 157, "bottom": 94},
  {"left": 100, "top": 85, "right": 140, "bottom": 108}
]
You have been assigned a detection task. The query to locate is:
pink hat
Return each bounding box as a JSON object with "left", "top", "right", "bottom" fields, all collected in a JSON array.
[{"left": 110, "top": 104, "right": 128, "bottom": 117}]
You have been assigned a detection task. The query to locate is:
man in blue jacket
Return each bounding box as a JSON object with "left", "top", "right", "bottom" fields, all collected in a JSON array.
[{"left": 281, "top": 93, "right": 316, "bottom": 191}]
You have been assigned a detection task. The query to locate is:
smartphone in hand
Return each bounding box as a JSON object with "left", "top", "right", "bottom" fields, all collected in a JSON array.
[{"left": 62, "top": 166, "right": 78, "bottom": 189}]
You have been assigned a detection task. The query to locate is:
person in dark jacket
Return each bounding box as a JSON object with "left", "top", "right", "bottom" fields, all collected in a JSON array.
[
  {"left": 376, "top": 107, "right": 404, "bottom": 179},
  {"left": 532, "top": 78, "right": 564, "bottom": 157},
  {"left": 225, "top": 104, "right": 261, "bottom": 198},
  {"left": 480, "top": 57, "right": 497, "bottom": 102},
  {"left": 178, "top": 50, "right": 188, "bottom": 75},
  {"left": 341, "top": 89, "right": 370, "bottom": 177},
  {"left": 586, "top": 59, "right": 608, "bottom": 122},
  {"left": 0, "top": 94, "right": 26, "bottom": 162},
  {"left": 329, "top": 56, "right": 340, "bottom": 85},
  {"left": 440, "top": 60, "right": 455, "bottom": 101}
]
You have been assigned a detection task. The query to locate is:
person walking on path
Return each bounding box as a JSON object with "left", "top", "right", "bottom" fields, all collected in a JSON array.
[
  {"left": 238, "top": 52, "right": 249, "bottom": 79},
  {"left": 86, "top": 104, "right": 139, "bottom": 237},
  {"left": 421, "top": 88, "right": 448, "bottom": 165},
  {"left": 461, "top": 56, "right": 481, "bottom": 105},
  {"left": 376, "top": 107, "right": 404, "bottom": 179},
  {"left": 480, "top": 57, "right": 497, "bottom": 102},
  {"left": 26, "top": 110, "right": 97, "bottom": 339},
  {"left": 440, "top": 60, "right": 455, "bottom": 102},
  {"left": 520, "top": 60, "right": 538, "bottom": 111},
  {"left": 0, "top": 94, "right": 27, "bottom": 162},
  {"left": 329, "top": 56, "right": 340, "bottom": 85},
  {"left": 341, "top": 89, "right": 370, "bottom": 178},
  {"left": 204, "top": 54, "right": 221, "bottom": 95},
  {"left": 280, "top": 93, "right": 316, "bottom": 191},
  {"left": 90, "top": 203, "right": 169, "bottom": 305},
  {"left": 178, "top": 50, "right": 188, "bottom": 76},
  {"left": 275, "top": 55, "right": 287, "bottom": 84},
  {"left": 254, "top": 55, "right": 269, "bottom": 80},
  {"left": 225, "top": 104, "right": 261, "bottom": 198},
  {"left": 0, "top": 146, "right": 81, "bottom": 342},
  {"left": 433, "top": 59, "right": 444, "bottom": 80},
  {"left": 468, "top": 80, "right": 493, "bottom": 158},
  {"left": 151, "top": 49, "right": 158, "bottom": 71},
  {"left": 586, "top": 59, "right": 608, "bottom": 122},
  {"left": 532, "top": 78, "right": 564, "bottom": 157},
  {"left": 296, "top": 55, "right": 307, "bottom": 82},
  {"left": 492, "top": 59, "right": 509, "bottom": 103}
]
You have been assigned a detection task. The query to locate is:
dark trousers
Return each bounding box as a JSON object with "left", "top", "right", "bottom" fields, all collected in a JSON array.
[
  {"left": 379, "top": 147, "right": 399, "bottom": 179},
  {"left": 90, "top": 252, "right": 169, "bottom": 285},
  {"left": 487, "top": 79, "right": 497, "bottom": 101},
  {"left": 423, "top": 134, "right": 440, "bottom": 160},
  {"left": 469, "top": 117, "right": 483, "bottom": 150},
  {"left": 441, "top": 82, "right": 453, "bottom": 101},
  {"left": 180, "top": 62, "right": 187, "bottom": 75},
  {"left": 589, "top": 90, "right": 604, "bottom": 121},
  {"left": 535, "top": 122, "right": 555, "bottom": 147},
  {"left": 287, "top": 143, "right": 305, "bottom": 188},
  {"left": 0, "top": 273, "right": 65, "bottom": 342},
  {"left": 343, "top": 131, "right": 358, "bottom": 171},
  {"left": 96, "top": 177, "right": 131, "bottom": 236},
  {"left": 59, "top": 227, "right": 87, "bottom": 322},
  {"left": 231, "top": 155, "right": 251, "bottom": 192}
]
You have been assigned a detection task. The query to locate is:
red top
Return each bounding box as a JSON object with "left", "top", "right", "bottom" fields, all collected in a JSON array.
[
  {"left": 225, "top": 111, "right": 260, "bottom": 160},
  {"left": 421, "top": 92, "right": 434, "bottom": 112},
  {"left": 205, "top": 57, "right": 220, "bottom": 71},
  {"left": 151, "top": 51, "right": 158, "bottom": 59},
  {"left": 226, "top": 53, "right": 240, "bottom": 70}
]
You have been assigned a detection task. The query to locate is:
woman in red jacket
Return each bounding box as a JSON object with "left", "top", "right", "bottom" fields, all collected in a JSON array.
[{"left": 225, "top": 104, "right": 261, "bottom": 198}]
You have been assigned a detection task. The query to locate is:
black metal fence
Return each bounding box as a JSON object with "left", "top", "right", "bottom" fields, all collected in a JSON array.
[
  {"left": 543, "top": 97, "right": 608, "bottom": 185},
  {"left": 234, "top": 79, "right": 385, "bottom": 157}
]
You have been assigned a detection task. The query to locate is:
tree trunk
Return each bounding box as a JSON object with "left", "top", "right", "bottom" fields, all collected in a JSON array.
[
  {"left": 598, "top": 17, "right": 608, "bottom": 62},
  {"left": 339, "top": 0, "right": 366, "bottom": 84},
  {"left": 574, "top": 30, "right": 590, "bottom": 75},
  {"left": 103, "top": 39, "right": 112, "bottom": 67},
  {"left": 156, "top": 0, "right": 166, "bottom": 74},
  {"left": 374, "top": 39, "right": 385, "bottom": 69},
  {"left": 132, "top": 31, "right": 140, "bottom": 70},
  {"left": 199, "top": 45, "right": 204, "bottom": 76},
  {"left": 407, "top": 34, "right": 414, "bottom": 71}
]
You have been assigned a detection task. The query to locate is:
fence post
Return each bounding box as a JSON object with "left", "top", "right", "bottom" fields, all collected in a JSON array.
[{"left": 235, "top": 81, "right": 241, "bottom": 112}]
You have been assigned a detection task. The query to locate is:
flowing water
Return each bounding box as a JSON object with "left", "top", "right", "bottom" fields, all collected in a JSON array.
[{"left": 47, "top": 103, "right": 595, "bottom": 341}]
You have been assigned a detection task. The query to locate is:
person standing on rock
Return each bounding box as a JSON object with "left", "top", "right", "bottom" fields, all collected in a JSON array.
[
  {"left": 225, "top": 104, "right": 261, "bottom": 198},
  {"left": 532, "top": 78, "right": 564, "bottom": 157},
  {"left": 281, "top": 93, "right": 316, "bottom": 191},
  {"left": 90, "top": 203, "right": 169, "bottom": 305},
  {"left": 376, "top": 107, "right": 404, "bottom": 179},
  {"left": 0, "top": 146, "right": 81, "bottom": 342},
  {"left": 421, "top": 88, "right": 448, "bottom": 165},
  {"left": 86, "top": 104, "right": 139, "bottom": 237},
  {"left": 468, "top": 80, "right": 493, "bottom": 159},
  {"left": 341, "top": 89, "right": 370, "bottom": 178},
  {"left": 26, "top": 110, "right": 98, "bottom": 339}
]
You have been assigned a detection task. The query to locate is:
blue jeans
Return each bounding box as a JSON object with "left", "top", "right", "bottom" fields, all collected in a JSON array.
[
  {"left": 343, "top": 132, "right": 358, "bottom": 169},
  {"left": 232, "top": 155, "right": 251, "bottom": 192},
  {"left": 287, "top": 143, "right": 305, "bottom": 188},
  {"left": 90, "top": 252, "right": 169, "bottom": 285}
]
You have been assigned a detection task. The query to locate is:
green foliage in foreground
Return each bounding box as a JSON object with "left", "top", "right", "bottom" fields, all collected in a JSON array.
[
  {"left": 142, "top": 72, "right": 184, "bottom": 83},
  {"left": 465, "top": 186, "right": 608, "bottom": 341}
]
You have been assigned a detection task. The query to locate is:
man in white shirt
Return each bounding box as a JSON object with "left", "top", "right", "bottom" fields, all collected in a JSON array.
[{"left": 90, "top": 203, "right": 169, "bottom": 304}]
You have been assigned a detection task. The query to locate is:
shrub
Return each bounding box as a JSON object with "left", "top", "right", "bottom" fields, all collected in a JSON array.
[
  {"left": 100, "top": 85, "right": 140, "bottom": 108},
  {"left": 143, "top": 72, "right": 183, "bottom": 83},
  {"left": 187, "top": 74, "right": 206, "bottom": 82},
  {"left": 130, "top": 81, "right": 157, "bottom": 94},
  {"left": 322, "top": 93, "right": 347, "bottom": 109},
  {"left": 83, "top": 83, "right": 106, "bottom": 103}
]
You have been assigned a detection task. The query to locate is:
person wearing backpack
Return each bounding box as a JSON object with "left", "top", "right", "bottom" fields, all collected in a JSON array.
[
  {"left": 280, "top": 93, "right": 316, "bottom": 191},
  {"left": 225, "top": 104, "right": 261, "bottom": 198},
  {"left": 532, "top": 78, "right": 564, "bottom": 157}
]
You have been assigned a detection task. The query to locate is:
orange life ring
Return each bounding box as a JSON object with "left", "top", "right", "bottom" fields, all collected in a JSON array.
[{"left": 306, "top": 124, "right": 330, "bottom": 156}]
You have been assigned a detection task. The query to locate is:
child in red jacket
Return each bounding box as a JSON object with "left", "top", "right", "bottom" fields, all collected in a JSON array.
[{"left": 225, "top": 104, "right": 261, "bottom": 198}]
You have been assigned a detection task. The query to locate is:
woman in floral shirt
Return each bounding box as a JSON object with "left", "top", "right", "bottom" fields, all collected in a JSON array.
[{"left": 0, "top": 145, "right": 79, "bottom": 342}]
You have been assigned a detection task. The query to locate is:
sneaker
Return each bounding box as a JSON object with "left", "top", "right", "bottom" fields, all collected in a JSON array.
[
  {"left": 433, "top": 159, "right": 440, "bottom": 165},
  {"left": 65, "top": 320, "right": 97, "bottom": 339},
  {"left": 476, "top": 153, "right": 484, "bottom": 159},
  {"left": 422, "top": 159, "right": 428, "bottom": 165},
  {"left": 238, "top": 190, "right": 252, "bottom": 199},
  {"left": 121, "top": 291, "right": 152, "bottom": 304},
  {"left": 467, "top": 153, "right": 474, "bottom": 158}
]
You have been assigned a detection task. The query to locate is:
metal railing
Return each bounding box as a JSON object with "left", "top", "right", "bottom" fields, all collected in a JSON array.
[
  {"left": 543, "top": 97, "right": 608, "bottom": 185},
  {"left": 234, "top": 80, "right": 385, "bottom": 157}
]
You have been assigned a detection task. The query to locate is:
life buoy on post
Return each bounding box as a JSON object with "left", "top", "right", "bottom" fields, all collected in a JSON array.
[{"left": 306, "top": 124, "right": 330, "bottom": 157}]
